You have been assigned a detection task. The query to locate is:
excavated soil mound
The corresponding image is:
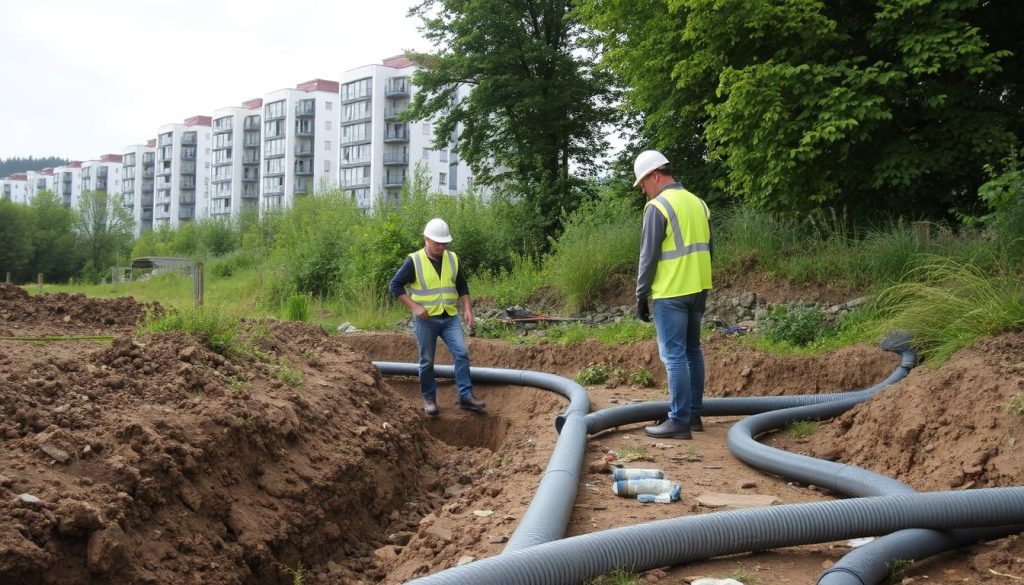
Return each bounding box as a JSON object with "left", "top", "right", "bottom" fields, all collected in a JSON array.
[{"left": 0, "top": 284, "right": 152, "bottom": 336}]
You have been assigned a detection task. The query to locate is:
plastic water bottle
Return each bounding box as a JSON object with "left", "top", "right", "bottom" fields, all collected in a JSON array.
[
  {"left": 612, "top": 478, "right": 679, "bottom": 497},
  {"left": 637, "top": 491, "right": 676, "bottom": 504},
  {"left": 612, "top": 468, "right": 665, "bottom": 481}
]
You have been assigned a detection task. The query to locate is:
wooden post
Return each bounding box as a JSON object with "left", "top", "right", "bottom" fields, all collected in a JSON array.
[
  {"left": 912, "top": 221, "right": 930, "bottom": 247},
  {"left": 4, "top": 272, "right": 10, "bottom": 284},
  {"left": 37, "top": 272, "right": 44, "bottom": 293},
  {"left": 193, "top": 262, "right": 204, "bottom": 306}
]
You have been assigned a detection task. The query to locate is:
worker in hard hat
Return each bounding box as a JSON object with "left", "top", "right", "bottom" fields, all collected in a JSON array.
[
  {"left": 633, "top": 150, "right": 712, "bottom": 439},
  {"left": 389, "top": 218, "right": 486, "bottom": 416}
]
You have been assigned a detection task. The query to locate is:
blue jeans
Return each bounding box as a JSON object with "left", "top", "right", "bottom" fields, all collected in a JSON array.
[
  {"left": 653, "top": 291, "right": 707, "bottom": 425},
  {"left": 413, "top": 314, "right": 473, "bottom": 401}
]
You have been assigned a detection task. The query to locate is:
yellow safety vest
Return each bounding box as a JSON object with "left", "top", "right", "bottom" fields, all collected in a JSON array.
[
  {"left": 406, "top": 248, "right": 460, "bottom": 316},
  {"left": 646, "top": 187, "right": 713, "bottom": 299}
]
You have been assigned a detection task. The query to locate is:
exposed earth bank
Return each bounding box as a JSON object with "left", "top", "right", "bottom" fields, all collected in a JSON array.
[{"left": 0, "top": 284, "right": 1021, "bottom": 584}]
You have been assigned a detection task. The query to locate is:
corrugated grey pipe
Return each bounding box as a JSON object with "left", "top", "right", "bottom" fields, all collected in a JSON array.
[
  {"left": 372, "top": 362, "right": 590, "bottom": 552},
  {"left": 401, "top": 488, "right": 1024, "bottom": 585},
  {"left": 575, "top": 331, "right": 916, "bottom": 435}
]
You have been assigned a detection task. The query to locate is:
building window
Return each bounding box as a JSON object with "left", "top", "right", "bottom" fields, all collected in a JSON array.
[
  {"left": 439, "top": 172, "right": 447, "bottom": 187},
  {"left": 325, "top": 140, "right": 331, "bottom": 151},
  {"left": 265, "top": 100, "right": 286, "bottom": 119},
  {"left": 325, "top": 101, "right": 333, "bottom": 110},
  {"left": 422, "top": 147, "right": 430, "bottom": 160},
  {"left": 325, "top": 120, "right": 332, "bottom": 131},
  {"left": 341, "top": 78, "right": 371, "bottom": 101},
  {"left": 324, "top": 160, "right": 331, "bottom": 172},
  {"left": 422, "top": 122, "right": 431, "bottom": 136}
]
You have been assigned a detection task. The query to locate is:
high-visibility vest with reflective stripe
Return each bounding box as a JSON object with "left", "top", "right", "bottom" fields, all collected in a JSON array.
[
  {"left": 406, "top": 248, "right": 460, "bottom": 316},
  {"left": 646, "top": 187, "right": 713, "bottom": 299}
]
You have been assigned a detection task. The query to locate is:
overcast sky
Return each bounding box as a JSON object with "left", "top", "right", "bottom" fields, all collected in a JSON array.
[{"left": 0, "top": 0, "right": 431, "bottom": 161}]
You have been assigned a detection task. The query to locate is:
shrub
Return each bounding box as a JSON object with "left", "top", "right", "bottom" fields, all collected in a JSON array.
[
  {"left": 283, "top": 294, "right": 311, "bottom": 322},
  {"left": 143, "top": 304, "right": 239, "bottom": 354},
  {"left": 575, "top": 362, "right": 609, "bottom": 385},
  {"left": 628, "top": 367, "right": 656, "bottom": 388},
  {"left": 763, "top": 305, "right": 827, "bottom": 347}
]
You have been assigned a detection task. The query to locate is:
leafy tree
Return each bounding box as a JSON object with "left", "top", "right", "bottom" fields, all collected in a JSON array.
[
  {"left": 74, "top": 190, "right": 134, "bottom": 282},
  {"left": 29, "top": 191, "right": 81, "bottom": 282},
  {"left": 0, "top": 199, "right": 34, "bottom": 281},
  {"left": 580, "top": 0, "right": 1024, "bottom": 217},
  {"left": 406, "top": 0, "right": 618, "bottom": 237}
]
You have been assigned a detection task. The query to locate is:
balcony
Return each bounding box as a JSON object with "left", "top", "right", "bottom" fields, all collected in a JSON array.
[
  {"left": 295, "top": 123, "right": 314, "bottom": 137},
  {"left": 295, "top": 100, "right": 315, "bottom": 117},
  {"left": 179, "top": 207, "right": 195, "bottom": 220},
  {"left": 340, "top": 177, "right": 369, "bottom": 188},
  {"left": 158, "top": 135, "right": 173, "bottom": 146},
  {"left": 383, "top": 173, "right": 407, "bottom": 188},
  {"left": 142, "top": 168, "right": 155, "bottom": 178},
  {"left": 181, "top": 178, "right": 196, "bottom": 189},
  {"left": 383, "top": 152, "right": 409, "bottom": 166},
  {"left": 143, "top": 153, "right": 155, "bottom": 163},
  {"left": 181, "top": 149, "right": 196, "bottom": 161},
  {"left": 294, "top": 164, "right": 313, "bottom": 176},
  {"left": 243, "top": 136, "right": 260, "bottom": 147},
  {"left": 242, "top": 185, "right": 259, "bottom": 198},
  {"left": 179, "top": 193, "right": 196, "bottom": 205},
  {"left": 243, "top": 169, "right": 259, "bottom": 181},
  {"left": 141, "top": 195, "right": 153, "bottom": 207},
  {"left": 384, "top": 128, "right": 408, "bottom": 143},
  {"left": 294, "top": 143, "right": 313, "bottom": 156},
  {"left": 181, "top": 162, "right": 196, "bottom": 174},
  {"left": 181, "top": 133, "right": 197, "bottom": 145},
  {"left": 96, "top": 179, "right": 108, "bottom": 191},
  {"left": 384, "top": 106, "right": 406, "bottom": 120},
  {"left": 385, "top": 78, "right": 410, "bottom": 98},
  {"left": 213, "top": 119, "right": 233, "bottom": 133},
  {"left": 244, "top": 117, "right": 260, "bottom": 130},
  {"left": 295, "top": 180, "right": 311, "bottom": 194},
  {"left": 212, "top": 176, "right": 231, "bottom": 184},
  {"left": 142, "top": 181, "right": 154, "bottom": 192}
]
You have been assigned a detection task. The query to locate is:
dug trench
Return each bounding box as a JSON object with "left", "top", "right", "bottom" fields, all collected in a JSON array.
[{"left": 0, "top": 285, "right": 1021, "bottom": 584}]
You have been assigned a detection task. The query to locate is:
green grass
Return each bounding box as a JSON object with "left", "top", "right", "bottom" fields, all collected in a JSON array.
[
  {"left": 784, "top": 420, "right": 819, "bottom": 439},
  {"left": 142, "top": 304, "right": 240, "bottom": 354},
  {"left": 586, "top": 569, "right": 644, "bottom": 585},
  {"left": 874, "top": 257, "right": 1024, "bottom": 363},
  {"left": 282, "top": 294, "right": 311, "bottom": 322},
  {"left": 472, "top": 252, "right": 545, "bottom": 308},
  {"left": 575, "top": 363, "right": 609, "bottom": 385},
  {"left": 1006, "top": 393, "right": 1024, "bottom": 419}
]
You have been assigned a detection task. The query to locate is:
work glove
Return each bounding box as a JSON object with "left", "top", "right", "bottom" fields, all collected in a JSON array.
[{"left": 635, "top": 297, "right": 651, "bottom": 322}]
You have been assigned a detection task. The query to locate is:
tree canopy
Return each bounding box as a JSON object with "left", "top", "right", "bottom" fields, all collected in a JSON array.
[
  {"left": 406, "top": 0, "right": 619, "bottom": 236},
  {"left": 580, "top": 0, "right": 1024, "bottom": 216},
  {"left": 75, "top": 191, "right": 134, "bottom": 282}
]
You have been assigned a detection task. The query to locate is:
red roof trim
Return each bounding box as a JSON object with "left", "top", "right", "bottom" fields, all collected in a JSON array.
[
  {"left": 242, "top": 98, "right": 263, "bottom": 109},
  {"left": 184, "top": 115, "right": 212, "bottom": 126},
  {"left": 296, "top": 79, "right": 340, "bottom": 93}
]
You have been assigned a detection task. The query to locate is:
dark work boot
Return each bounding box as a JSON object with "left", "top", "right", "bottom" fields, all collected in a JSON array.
[
  {"left": 690, "top": 416, "right": 704, "bottom": 432},
  {"left": 644, "top": 419, "right": 692, "bottom": 439},
  {"left": 423, "top": 399, "right": 439, "bottom": 416},
  {"left": 458, "top": 395, "right": 486, "bottom": 412}
]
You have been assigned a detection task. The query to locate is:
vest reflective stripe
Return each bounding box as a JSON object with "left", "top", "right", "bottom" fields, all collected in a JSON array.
[
  {"left": 407, "top": 249, "right": 459, "bottom": 316},
  {"left": 646, "top": 188, "right": 712, "bottom": 299}
]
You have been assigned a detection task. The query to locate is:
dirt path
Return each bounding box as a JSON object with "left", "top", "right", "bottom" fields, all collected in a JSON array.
[{"left": 1, "top": 284, "right": 1022, "bottom": 585}]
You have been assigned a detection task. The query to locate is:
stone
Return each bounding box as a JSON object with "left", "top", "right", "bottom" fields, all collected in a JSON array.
[
  {"left": 696, "top": 492, "right": 781, "bottom": 509},
  {"left": 488, "top": 534, "right": 508, "bottom": 544},
  {"left": 373, "top": 545, "right": 399, "bottom": 566},
  {"left": 40, "top": 443, "right": 70, "bottom": 463},
  {"left": 425, "top": 522, "right": 454, "bottom": 543},
  {"left": 455, "top": 555, "right": 475, "bottom": 566},
  {"left": 56, "top": 499, "right": 105, "bottom": 535},
  {"left": 87, "top": 525, "right": 125, "bottom": 574}
]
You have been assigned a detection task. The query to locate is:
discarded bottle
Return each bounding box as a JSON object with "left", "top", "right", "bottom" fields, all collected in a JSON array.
[
  {"left": 637, "top": 491, "right": 677, "bottom": 504},
  {"left": 612, "top": 478, "right": 680, "bottom": 497},
  {"left": 612, "top": 468, "right": 665, "bottom": 481}
]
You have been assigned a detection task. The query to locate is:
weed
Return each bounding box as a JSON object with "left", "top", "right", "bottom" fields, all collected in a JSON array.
[
  {"left": 628, "top": 367, "right": 656, "bottom": 388},
  {"left": 785, "top": 420, "right": 818, "bottom": 439},
  {"left": 474, "top": 318, "right": 516, "bottom": 340},
  {"left": 278, "top": 360, "right": 304, "bottom": 387},
  {"left": 276, "top": 562, "right": 306, "bottom": 585},
  {"left": 498, "top": 455, "right": 512, "bottom": 467},
  {"left": 616, "top": 444, "right": 650, "bottom": 463},
  {"left": 608, "top": 366, "right": 627, "bottom": 385},
  {"left": 228, "top": 374, "right": 249, "bottom": 393},
  {"left": 682, "top": 445, "right": 703, "bottom": 462},
  {"left": 575, "top": 363, "right": 609, "bottom": 385},
  {"left": 885, "top": 558, "right": 914, "bottom": 584},
  {"left": 587, "top": 568, "right": 644, "bottom": 585},
  {"left": 1007, "top": 393, "right": 1024, "bottom": 419}
]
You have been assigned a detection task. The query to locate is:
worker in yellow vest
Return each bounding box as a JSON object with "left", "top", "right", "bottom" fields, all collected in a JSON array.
[
  {"left": 633, "top": 151, "right": 713, "bottom": 439},
  {"left": 390, "top": 218, "right": 486, "bottom": 416}
]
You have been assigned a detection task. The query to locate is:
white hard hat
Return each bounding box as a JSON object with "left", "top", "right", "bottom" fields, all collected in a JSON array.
[
  {"left": 633, "top": 150, "right": 670, "bottom": 187},
  {"left": 423, "top": 218, "right": 452, "bottom": 243}
]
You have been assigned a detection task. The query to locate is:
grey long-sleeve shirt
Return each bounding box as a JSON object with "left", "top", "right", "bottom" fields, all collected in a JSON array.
[{"left": 636, "top": 183, "right": 712, "bottom": 301}]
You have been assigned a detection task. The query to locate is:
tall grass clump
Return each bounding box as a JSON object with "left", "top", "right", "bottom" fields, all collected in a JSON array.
[
  {"left": 283, "top": 294, "right": 311, "bottom": 322},
  {"left": 875, "top": 257, "right": 1024, "bottom": 362},
  {"left": 545, "top": 190, "right": 640, "bottom": 311},
  {"left": 143, "top": 304, "right": 240, "bottom": 354},
  {"left": 714, "top": 205, "right": 805, "bottom": 272},
  {"left": 472, "top": 252, "right": 544, "bottom": 307}
]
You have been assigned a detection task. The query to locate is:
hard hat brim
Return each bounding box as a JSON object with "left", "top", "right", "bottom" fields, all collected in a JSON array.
[{"left": 425, "top": 234, "right": 453, "bottom": 244}]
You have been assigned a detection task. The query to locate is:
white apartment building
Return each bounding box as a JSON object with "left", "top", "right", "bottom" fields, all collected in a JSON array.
[
  {"left": 25, "top": 169, "right": 54, "bottom": 202},
  {"left": 259, "top": 79, "right": 340, "bottom": 210},
  {"left": 81, "top": 155, "right": 124, "bottom": 200},
  {"left": 122, "top": 142, "right": 156, "bottom": 235},
  {"left": 1, "top": 174, "right": 28, "bottom": 203},
  {"left": 338, "top": 55, "right": 475, "bottom": 209},
  {"left": 211, "top": 99, "right": 262, "bottom": 219},
  {"left": 154, "top": 116, "right": 213, "bottom": 228},
  {"left": 53, "top": 161, "right": 82, "bottom": 208}
]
